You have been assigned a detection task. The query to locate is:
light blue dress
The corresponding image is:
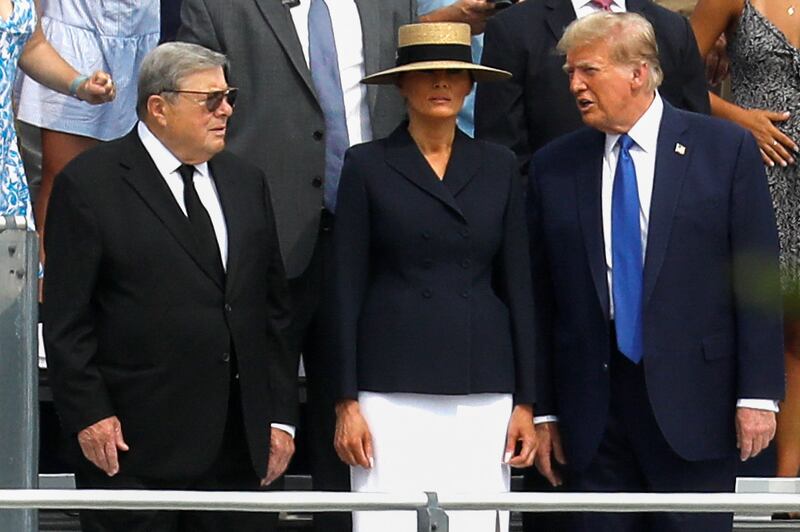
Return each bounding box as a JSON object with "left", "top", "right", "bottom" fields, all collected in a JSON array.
[
  {"left": 417, "top": 0, "right": 484, "bottom": 137},
  {"left": 0, "top": 0, "right": 35, "bottom": 224},
  {"left": 16, "top": 0, "right": 159, "bottom": 141}
]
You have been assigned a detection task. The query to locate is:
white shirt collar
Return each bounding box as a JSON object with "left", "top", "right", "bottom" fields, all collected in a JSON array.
[
  {"left": 136, "top": 121, "right": 211, "bottom": 180},
  {"left": 571, "top": 0, "right": 627, "bottom": 14},
  {"left": 604, "top": 92, "right": 663, "bottom": 156}
]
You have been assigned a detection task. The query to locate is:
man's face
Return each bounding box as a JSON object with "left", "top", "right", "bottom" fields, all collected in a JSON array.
[
  {"left": 160, "top": 66, "right": 233, "bottom": 164},
  {"left": 564, "top": 40, "right": 638, "bottom": 134}
]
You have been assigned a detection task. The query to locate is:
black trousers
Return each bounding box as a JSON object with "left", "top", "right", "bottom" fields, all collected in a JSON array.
[
  {"left": 287, "top": 210, "right": 351, "bottom": 532},
  {"left": 75, "top": 381, "right": 277, "bottom": 532},
  {"left": 567, "top": 347, "right": 738, "bottom": 532}
]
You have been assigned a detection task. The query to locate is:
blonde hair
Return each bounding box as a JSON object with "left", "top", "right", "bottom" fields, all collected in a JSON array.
[{"left": 557, "top": 12, "right": 663, "bottom": 91}]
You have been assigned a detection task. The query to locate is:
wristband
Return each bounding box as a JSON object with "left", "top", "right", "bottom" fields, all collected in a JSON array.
[{"left": 68, "top": 75, "right": 89, "bottom": 99}]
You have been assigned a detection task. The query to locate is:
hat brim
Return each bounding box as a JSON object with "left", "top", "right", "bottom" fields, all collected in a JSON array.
[{"left": 361, "top": 60, "right": 511, "bottom": 85}]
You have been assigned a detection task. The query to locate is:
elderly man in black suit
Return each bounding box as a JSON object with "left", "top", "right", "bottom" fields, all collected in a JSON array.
[
  {"left": 475, "top": 0, "right": 710, "bottom": 175},
  {"left": 43, "top": 42, "right": 296, "bottom": 532}
]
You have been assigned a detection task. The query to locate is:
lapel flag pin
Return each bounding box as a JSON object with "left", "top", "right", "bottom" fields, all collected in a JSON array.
[{"left": 675, "top": 143, "right": 686, "bottom": 155}]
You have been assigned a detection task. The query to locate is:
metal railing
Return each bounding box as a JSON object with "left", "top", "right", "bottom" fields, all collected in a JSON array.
[
  {"left": 0, "top": 217, "right": 39, "bottom": 532},
  {"left": 2, "top": 489, "right": 800, "bottom": 532}
]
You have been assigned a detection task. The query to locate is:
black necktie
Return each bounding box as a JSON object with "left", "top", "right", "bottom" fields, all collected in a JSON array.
[{"left": 177, "top": 164, "right": 225, "bottom": 285}]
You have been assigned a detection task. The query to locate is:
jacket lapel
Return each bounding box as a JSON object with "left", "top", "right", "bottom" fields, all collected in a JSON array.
[
  {"left": 442, "top": 129, "right": 481, "bottom": 197},
  {"left": 577, "top": 129, "right": 611, "bottom": 318},
  {"left": 254, "top": 0, "right": 315, "bottom": 97},
  {"left": 355, "top": 0, "right": 380, "bottom": 114},
  {"left": 384, "top": 124, "right": 466, "bottom": 221},
  {"left": 119, "top": 131, "right": 224, "bottom": 290},
  {"left": 209, "top": 157, "right": 241, "bottom": 296},
  {"left": 643, "top": 103, "right": 691, "bottom": 307},
  {"left": 545, "top": 0, "right": 578, "bottom": 41}
]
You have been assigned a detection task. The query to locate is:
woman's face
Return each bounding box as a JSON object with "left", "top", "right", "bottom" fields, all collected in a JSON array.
[{"left": 398, "top": 69, "right": 473, "bottom": 121}]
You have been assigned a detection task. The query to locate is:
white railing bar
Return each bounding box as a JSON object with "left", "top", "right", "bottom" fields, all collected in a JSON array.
[{"left": 1, "top": 490, "right": 800, "bottom": 514}]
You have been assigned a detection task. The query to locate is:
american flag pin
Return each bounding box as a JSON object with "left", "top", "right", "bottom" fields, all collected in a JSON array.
[{"left": 675, "top": 143, "right": 686, "bottom": 155}]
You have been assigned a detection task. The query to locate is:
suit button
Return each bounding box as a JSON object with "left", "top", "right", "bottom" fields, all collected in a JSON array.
[
  {"left": 602, "top": 362, "right": 609, "bottom": 372},
  {"left": 461, "top": 290, "right": 470, "bottom": 299},
  {"left": 461, "top": 259, "right": 471, "bottom": 269},
  {"left": 311, "top": 176, "right": 323, "bottom": 188},
  {"left": 422, "top": 289, "right": 432, "bottom": 299},
  {"left": 224, "top": 304, "right": 232, "bottom": 312},
  {"left": 222, "top": 352, "right": 230, "bottom": 362},
  {"left": 313, "top": 130, "right": 324, "bottom": 141},
  {"left": 423, "top": 258, "right": 433, "bottom": 269},
  {"left": 460, "top": 228, "right": 470, "bottom": 238},
  {"left": 422, "top": 231, "right": 431, "bottom": 240}
]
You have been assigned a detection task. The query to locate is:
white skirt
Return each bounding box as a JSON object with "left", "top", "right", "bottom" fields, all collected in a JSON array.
[{"left": 351, "top": 392, "right": 513, "bottom": 532}]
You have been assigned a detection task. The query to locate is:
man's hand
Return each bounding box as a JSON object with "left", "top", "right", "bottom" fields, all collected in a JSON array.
[
  {"left": 504, "top": 404, "right": 537, "bottom": 468},
  {"left": 534, "top": 422, "right": 566, "bottom": 487},
  {"left": 334, "top": 399, "right": 373, "bottom": 469},
  {"left": 419, "top": 0, "right": 496, "bottom": 35},
  {"left": 736, "top": 407, "right": 777, "bottom": 461},
  {"left": 261, "top": 427, "right": 295, "bottom": 486},
  {"left": 77, "top": 416, "right": 129, "bottom": 477}
]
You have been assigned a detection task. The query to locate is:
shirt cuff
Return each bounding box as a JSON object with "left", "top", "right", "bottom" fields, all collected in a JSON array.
[
  {"left": 534, "top": 415, "right": 559, "bottom": 425},
  {"left": 736, "top": 399, "right": 780, "bottom": 413},
  {"left": 271, "top": 423, "right": 296, "bottom": 438}
]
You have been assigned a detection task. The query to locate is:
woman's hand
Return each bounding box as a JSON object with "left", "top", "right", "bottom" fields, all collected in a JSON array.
[
  {"left": 76, "top": 71, "right": 116, "bottom": 105},
  {"left": 738, "top": 107, "right": 798, "bottom": 167},
  {"left": 504, "top": 403, "right": 537, "bottom": 468},
  {"left": 334, "top": 399, "right": 373, "bottom": 468}
]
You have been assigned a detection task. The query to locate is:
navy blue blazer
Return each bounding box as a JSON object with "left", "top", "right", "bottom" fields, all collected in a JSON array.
[
  {"left": 527, "top": 102, "right": 784, "bottom": 471},
  {"left": 331, "top": 123, "right": 537, "bottom": 404}
]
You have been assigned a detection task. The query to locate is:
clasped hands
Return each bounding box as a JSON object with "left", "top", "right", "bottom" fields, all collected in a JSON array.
[
  {"left": 333, "top": 399, "right": 537, "bottom": 469},
  {"left": 78, "top": 416, "right": 294, "bottom": 485}
]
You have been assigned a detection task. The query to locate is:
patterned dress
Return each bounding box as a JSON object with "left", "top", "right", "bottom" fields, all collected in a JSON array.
[
  {"left": 0, "top": 0, "right": 35, "bottom": 226},
  {"left": 728, "top": 0, "right": 800, "bottom": 296}
]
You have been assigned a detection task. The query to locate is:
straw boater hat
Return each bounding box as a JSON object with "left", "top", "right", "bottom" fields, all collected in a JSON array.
[{"left": 360, "top": 22, "right": 511, "bottom": 85}]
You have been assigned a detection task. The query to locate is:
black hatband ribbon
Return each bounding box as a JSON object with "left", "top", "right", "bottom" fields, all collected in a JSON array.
[{"left": 396, "top": 43, "right": 472, "bottom": 66}]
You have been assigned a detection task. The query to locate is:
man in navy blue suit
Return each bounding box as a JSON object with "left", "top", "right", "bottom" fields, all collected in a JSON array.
[{"left": 528, "top": 12, "right": 784, "bottom": 532}]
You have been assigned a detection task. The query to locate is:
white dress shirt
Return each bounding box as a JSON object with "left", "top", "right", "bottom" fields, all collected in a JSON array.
[
  {"left": 570, "top": 0, "right": 627, "bottom": 17},
  {"left": 137, "top": 121, "right": 297, "bottom": 437},
  {"left": 289, "top": 0, "right": 372, "bottom": 145},
  {"left": 534, "top": 94, "right": 776, "bottom": 424}
]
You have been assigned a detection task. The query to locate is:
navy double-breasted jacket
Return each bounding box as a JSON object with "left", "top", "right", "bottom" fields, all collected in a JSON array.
[{"left": 331, "top": 123, "right": 537, "bottom": 404}]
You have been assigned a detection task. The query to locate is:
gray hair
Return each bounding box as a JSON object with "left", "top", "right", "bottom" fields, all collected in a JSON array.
[
  {"left": 137, "top": 42, "right": 229, "bottom": 119},
  {"left": 556, "top": 12, "right": 663, "bottom": 92}
]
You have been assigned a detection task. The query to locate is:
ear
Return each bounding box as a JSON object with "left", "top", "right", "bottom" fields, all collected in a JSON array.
[
  {"left": 630, "top": 62, "right": 648, "bottom": 91},
  {"left": 147, "top": 94, "right": 170, "bottom": 127}
]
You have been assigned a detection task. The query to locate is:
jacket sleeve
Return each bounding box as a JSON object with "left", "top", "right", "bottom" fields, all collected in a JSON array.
[
  {"left": 730, "top": 130, "right": 784, "bottom": 401},
  {"left": 261, "top": 172, "right": 299, "bottom": 426},
  {"left": 42, "top": 171, "right": 114, "bottom": 434},
  {"left": 526, "top": 154, "right": 557, "bottom": 415},
  {"left": 676, "top": 15, "right": 711, "bottom": 115},
  {"left": 176, "top": 0, "right": 224, "bottom": 52},
  {"left": 497, "top": 149, "right": 537, "bottom": 405},
  {"left": 330, "top": 150, "right": 372, "bottom": 401},
  {"left": 475, "top": 14, "right": 531, "bottom": 175}
]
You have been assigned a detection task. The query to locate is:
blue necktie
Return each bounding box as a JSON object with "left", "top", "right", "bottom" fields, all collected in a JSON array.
[
  {"left": 309, "top": 0, "right": 350, "bottom": 212},
  {"left": 612, "top": 134, "right": 644, "bottom": 364}
]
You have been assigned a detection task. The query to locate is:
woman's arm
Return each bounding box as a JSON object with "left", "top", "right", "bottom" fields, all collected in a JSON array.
[
  {"left": 17, "top": 12, "right": 115, "bottom": 104},
  {"left": 691, "top": 0, "right": 798, "bottom": 166}
]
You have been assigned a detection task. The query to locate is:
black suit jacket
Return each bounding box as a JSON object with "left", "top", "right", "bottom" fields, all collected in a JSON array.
[
  {"left": 43, "top": 130, "right": 296, "bottom": 480},
  {"left": 331, "top": 124, "right": 537, "bottom": 403},
  {"left": 475, "top": 0, "right": 710, "bottom": 173},
  {"left": 527, "top": 103, "right": 784, "bottom": 471}
]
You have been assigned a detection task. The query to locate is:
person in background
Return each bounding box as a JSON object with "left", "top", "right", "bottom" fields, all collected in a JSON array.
[
  {"left": 16, "top": 0, "right": 158, "bottom": 250},
  {"left": 690, "top": 0, "right": 800, "bottom": 485},
  {"left": 43, "top": 42, "right": 296, "bottom": 532},
  {"left": 331, "top": 22, "right": 537, "bottom": 532},
  {"left": 0, "top": 0, "right": 113, "bottom": 227},
  {"left": 529, "top": 12, "right": 784, "bottom": 532}
]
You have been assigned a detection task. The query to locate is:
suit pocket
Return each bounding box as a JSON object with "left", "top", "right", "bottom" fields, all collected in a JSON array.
[{"left": 702, "top": 333, "right": 734, "bottom": 361}]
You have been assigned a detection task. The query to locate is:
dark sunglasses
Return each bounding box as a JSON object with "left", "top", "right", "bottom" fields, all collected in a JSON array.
[{"left": 162, "top": 87, "right": 238, "bottom": 112}]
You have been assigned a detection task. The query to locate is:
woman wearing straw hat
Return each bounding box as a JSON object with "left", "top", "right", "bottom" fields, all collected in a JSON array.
[{"left": 330, "top": 22, "right": 537, "bottom": 532}]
